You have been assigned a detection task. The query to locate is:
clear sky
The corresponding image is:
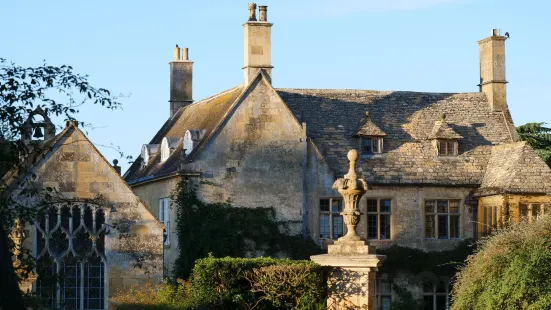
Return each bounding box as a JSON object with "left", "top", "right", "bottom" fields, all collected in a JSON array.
[{"left": 2, "top": 0, "right": 550, "bottom": 173}]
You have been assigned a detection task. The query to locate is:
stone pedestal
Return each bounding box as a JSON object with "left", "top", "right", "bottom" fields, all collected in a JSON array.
[
  {"left": 311, "top": 150, "right": 386, "bottom": 309},
  {"left": 311, "top": 244, "right": 385, "bottom": 310}
]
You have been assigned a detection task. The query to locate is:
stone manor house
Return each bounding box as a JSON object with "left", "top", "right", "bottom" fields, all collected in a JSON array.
[
  {"left": 122, "top": 4, "right": 551, "bottom": 308},
  {"left": 4, "top": 3, "right": 551, "bottom": 310}
]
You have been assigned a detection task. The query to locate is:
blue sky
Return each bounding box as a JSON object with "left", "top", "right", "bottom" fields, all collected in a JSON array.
[{"left": 2, "top": 0, "right": 550, "bottom": 172}]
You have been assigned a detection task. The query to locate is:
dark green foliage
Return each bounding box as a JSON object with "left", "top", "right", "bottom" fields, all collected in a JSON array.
[
  {"left": 190, "top": 256, "right": 326, "bottom": 309},
  {"left": 377, "top": 239, "right": 476, "bottom": 278},
  {"left": 452, "top": 216, "right": 551, "bottom": 309},
  {"left": 517, "top": 122, "right": 551, "bottom": 167},
  {"left": 113, "top": 257, "right": 326, "bottom": 310},
  {"left": 172, "top": 180, "right": 323, "bottom": 279}
]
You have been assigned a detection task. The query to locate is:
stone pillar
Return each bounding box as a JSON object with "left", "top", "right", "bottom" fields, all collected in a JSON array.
[{"left": 311, "top": 150, "right": 386, "bottom": 310}]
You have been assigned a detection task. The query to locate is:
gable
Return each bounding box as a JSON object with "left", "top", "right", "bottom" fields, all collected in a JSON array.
[{"left": 17, "top": 125, "right": 162, "bottom": 228}]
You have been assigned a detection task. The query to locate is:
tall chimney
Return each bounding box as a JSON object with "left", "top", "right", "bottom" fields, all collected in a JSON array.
[
  {"left": 243, "top": 3, "right": 273, "bottom": 85},
  {"left": 169, "top": 45, "right": 193, "bottom": 117},
  {"left": 478, "top": 29, "right": 508, "bottom": 111}
]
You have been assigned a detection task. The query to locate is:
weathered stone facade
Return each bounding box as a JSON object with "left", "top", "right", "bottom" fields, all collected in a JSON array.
[
  {"left": 123, "top": 5, "right": 551, "bottom": 309},
  {"left": 7, "top": 123, "right": 163, "bottom": 309}
]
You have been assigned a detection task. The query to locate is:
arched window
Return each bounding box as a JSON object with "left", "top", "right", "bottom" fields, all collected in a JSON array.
[
  {"left": 161, "top": 138, "right": 170, "bottom": 162},
  {"left": 141, "top": 145, "right": 149, "bottom": 166},
  {"left": 35, "top": 202, "right": 108, "bottom": 309},
  {"left": 184, "top": 131, "right": 193, "bottom": 153}
]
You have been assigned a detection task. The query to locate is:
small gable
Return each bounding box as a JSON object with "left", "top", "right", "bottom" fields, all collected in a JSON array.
[
  {"left": 355, "top": 112, "right": 386, "bottom": 137},
  {"left": 428, "top": 114, "right": 463, "bottom": 140}
]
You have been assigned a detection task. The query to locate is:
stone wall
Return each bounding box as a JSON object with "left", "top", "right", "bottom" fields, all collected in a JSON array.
[
  {"left": 188, "top": 75, "right": 307, "bottom": 233},
  {"left": 16, "top": 126, "right": 163, "bottom": 306},
  {"left": 131, "top": 176, "right": 181, "bottom": 276}
]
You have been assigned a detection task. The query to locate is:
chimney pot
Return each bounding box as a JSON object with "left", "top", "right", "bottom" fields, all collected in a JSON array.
[
  {"left": 259, "top": 5, "right": 267, "bottom": 22},
  {"left": 492, "top": 29, "right": 500, "bottom": 36},
  {"left": 182, "top": 48, "right": 189, "bottom": 61},
  {"left": 248, "top": 3, "right": 257, "bottom": 21},
  {"left": 174, "top": 45, "right": 181, "bottom": 60}
]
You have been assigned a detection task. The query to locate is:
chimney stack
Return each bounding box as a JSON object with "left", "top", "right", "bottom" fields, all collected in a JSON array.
[
  {"left": 243, "top": 3, "right": 273, "bottom": 85},
  {"left": 478, "top": 29, "right": 508, "bottom": 111},
  {"left": 169, "top": 45, "right": 193, "bottom": 117}
]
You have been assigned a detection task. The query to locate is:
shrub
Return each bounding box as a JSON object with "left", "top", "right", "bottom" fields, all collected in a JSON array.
[
  {"left": 191, "top": 256, "right": 326, "bottom": 309},
  {"left": 113, "top": 280, "right": 200, "bottom": 310},
  {"left": 451, "top": 215, "right": 551, "bottom": 309}
]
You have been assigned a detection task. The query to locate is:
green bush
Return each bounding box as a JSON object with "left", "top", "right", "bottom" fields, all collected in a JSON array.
[
  {"left": 191, "top": 256, "right": 326, "bottom": 309},
  {"left": 452, "top": 215, "right": 551, "bottom": 309},
  {"left": 113, "top": 280, "right": 200, "bottom": 310}
]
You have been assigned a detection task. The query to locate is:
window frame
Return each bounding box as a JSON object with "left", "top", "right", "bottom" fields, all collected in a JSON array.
[
  {"left": 366, "top": 198, "right": 392, "bottom": 240},
  {"left": 159, "top": 197, "right": 171, "bottom": 246},
  {"left": 376, "top": 276, "right": 392, "bottom": 310},
  {"left": 424, "top": 199, "right": 461, "bottom": 240},
  {"left": 360, "top": 136, "right": 384, "bottom": 155},
  {"left": 437, "top": 139, "right": 458, "bottom": 156},
  {"left": 319, "top": 198, "right": 344, "bottom": 240},
  {"left": 422, "top": 278, "right": 450, "bottom": 310}
]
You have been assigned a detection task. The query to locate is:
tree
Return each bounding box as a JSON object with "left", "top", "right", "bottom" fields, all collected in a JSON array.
[
  {"left": 0, "top": 58, "right": 121, "bottom": 310},
  {"left": 516, "top": 122, "right": 551, "bottom": 167},
  {"left": 451, "top": 215, "right": 551, "bottom": 309}
]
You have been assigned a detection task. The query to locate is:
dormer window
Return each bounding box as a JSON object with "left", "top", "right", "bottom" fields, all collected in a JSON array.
[
  {"left": 183, "top": 129, "right": 206, "bottom": 156},
  {"left": 429, "top": 114, "right": 463, "bottom": 157},
  {"left": 161, "top": 137, "right": 184, "bottom": 162},
  {"left": 184, "top": 131, "right": 194, "bottom": 153},
  {"left": 355, "top": 112, "right": 386, "bottom": 156},
  {"left": 141, "top": 144, "right": 159, "bottom": 167},
  {"left": 437, "top": 140, "right": 458, "bottom": 156},
  {"left": 361, "top": 137, "right": 383, "bottom": 155}
]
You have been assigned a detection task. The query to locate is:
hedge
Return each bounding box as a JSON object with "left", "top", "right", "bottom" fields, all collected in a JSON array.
[
  {"left": 114, "top": 256, "right": 327, "bottom": 310},
  {"left": 191, "top": 256, "right": 326, "bottom": 309}
]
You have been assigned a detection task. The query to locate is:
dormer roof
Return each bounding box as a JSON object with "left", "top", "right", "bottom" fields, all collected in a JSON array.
[
  {"left": 355, "top": 112, "right": 386, "bottom": 137},
  {"left": 428, "top": 114, "right": 463, "bottom": 140}
]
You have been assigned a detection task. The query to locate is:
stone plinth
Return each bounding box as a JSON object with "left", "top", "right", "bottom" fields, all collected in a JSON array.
[{"left": 311, "top": 243, "right": 385, "bottom": 310}]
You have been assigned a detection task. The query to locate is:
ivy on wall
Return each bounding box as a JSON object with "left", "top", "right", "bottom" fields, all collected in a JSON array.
[
  {"left": 171, "top": 180, "right": 323, "bottom": 279},
  {"left": 377, "top": 239, "right": 476, "bottom": 278}
]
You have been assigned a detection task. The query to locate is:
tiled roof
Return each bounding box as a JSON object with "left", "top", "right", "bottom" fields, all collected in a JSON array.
[
  {"left": 124, "top": 85, "right": 244, "bottom": 183},
  {"left": 478, "top": 141, "right": 551, "bottom": 195},
  {"left": 277, "top": 89, "right": 515, "bottom": 185}
]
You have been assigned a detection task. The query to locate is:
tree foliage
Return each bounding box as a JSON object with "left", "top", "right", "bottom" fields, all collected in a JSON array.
[
  {"left": 516, "top": 122, "right": 551, "bottom": 167},
  {"left": 0, "top": 57, "right": 121, "bottom": 310},
  {"left": 451, "top": 215, "right": 551, "bottom": 309}
]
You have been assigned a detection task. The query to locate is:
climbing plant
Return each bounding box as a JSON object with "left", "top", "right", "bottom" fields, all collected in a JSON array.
[{"left": 172, "top": 180, "right": 323, "bottom": 279}]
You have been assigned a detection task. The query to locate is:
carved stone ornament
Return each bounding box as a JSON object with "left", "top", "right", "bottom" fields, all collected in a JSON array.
[
  {"left": 248, "top": 3, "right": 257, "bottom": 21},
  {"left": 332, "top": 149, "right": 368, "bottom": 241}
]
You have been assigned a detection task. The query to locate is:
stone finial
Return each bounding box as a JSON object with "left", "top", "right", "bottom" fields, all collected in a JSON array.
[
  {"left": 258, "top": 5, "right": 267, "bottom": 21},
  {"left": 332, "top": 149, "right": 368, "bottom": 242},
  {"left": 248, "top": 3, "right": 257, "bottom": 21}
]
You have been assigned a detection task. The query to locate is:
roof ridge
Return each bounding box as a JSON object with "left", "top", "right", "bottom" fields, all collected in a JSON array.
[{"left": 276, "top": 88, "right": 483, "bottom": 95}]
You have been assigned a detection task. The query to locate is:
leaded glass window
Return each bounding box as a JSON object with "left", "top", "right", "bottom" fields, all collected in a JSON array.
[{"left": 35, "top": 202, "right": 107, "bottom": 310}]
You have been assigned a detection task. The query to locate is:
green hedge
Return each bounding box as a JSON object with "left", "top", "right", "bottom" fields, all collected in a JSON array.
[
  {"left": 191, "top": 256, "right": 326, "bottom": 309},
  {"left": 114, "top": 256, "right": 327, "bottom": 310}
]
